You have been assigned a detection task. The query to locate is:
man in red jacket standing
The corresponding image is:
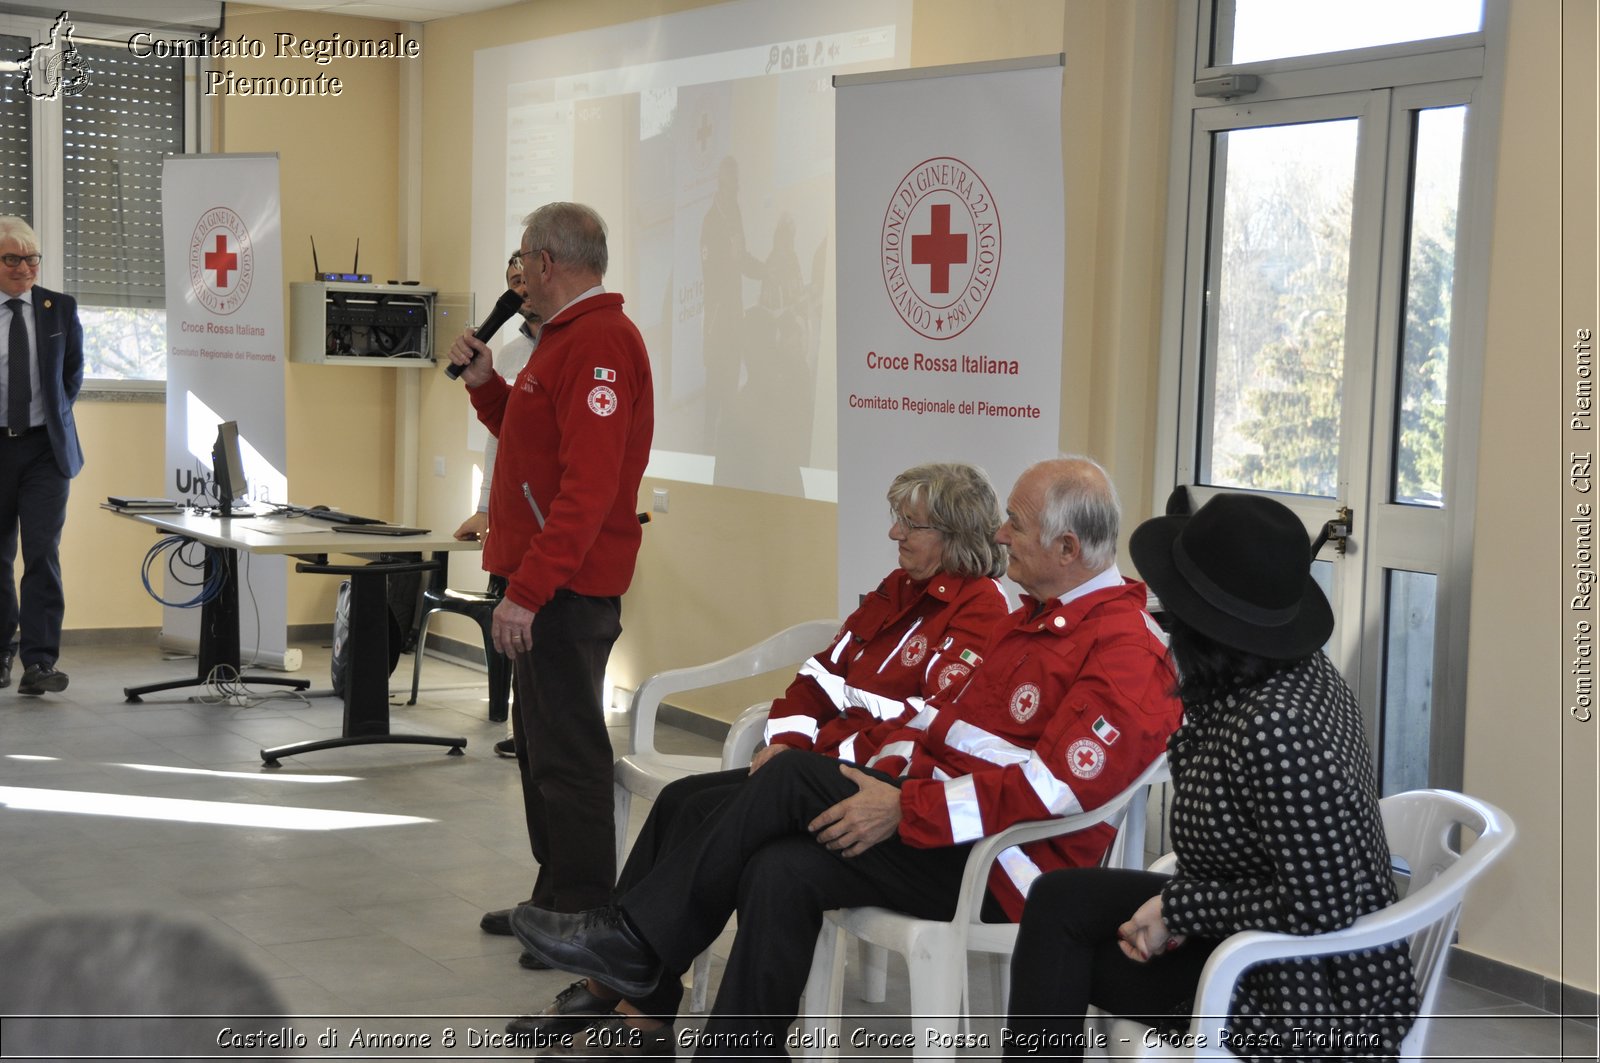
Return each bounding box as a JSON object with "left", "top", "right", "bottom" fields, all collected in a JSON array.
[
  {"left": 449, "top": 202, "right": 654, "bottom": 928},
  {"left": 511, "top": 456, "right": 1182, "bottom": 1058}
]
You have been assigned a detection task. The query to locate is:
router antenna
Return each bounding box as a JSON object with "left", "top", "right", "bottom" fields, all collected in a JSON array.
[
  {"left": 352, "top": 238, "right": 360, "bottom": 276},
  {"left": 311, "top": 235, "right": 321, "bottom": 277}
]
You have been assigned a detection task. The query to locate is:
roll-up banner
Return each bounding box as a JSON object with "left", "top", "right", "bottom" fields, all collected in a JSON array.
[
  {"left": 834, "top": 56, "right": 1065, "bottom": 614},
  {"left": 160, "top": 153, "right": 296, "bottom": 671}
]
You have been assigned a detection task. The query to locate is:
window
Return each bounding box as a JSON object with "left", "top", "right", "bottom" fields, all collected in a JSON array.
[
  {"left": 1159, "top": 1, "right": 1502, "bottom": 791},
  {"left": 1212, "top": 0, "right": 1483, "bottom": 66},
  {"left": 65, "top": 42, "right": 185, "bottom": 382},
  {"left": 2, "top": 13, "right": 203, "bottom": 386}
]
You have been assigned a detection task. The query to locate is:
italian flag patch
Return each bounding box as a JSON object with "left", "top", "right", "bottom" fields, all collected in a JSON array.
[
  {"left": 1091, "top": 715, "right": 1121, "bottom": 745},
  {"left": 594, "top": 367, "right": 616, "bottom": 381},
  {"left": 959, "top": 648, "right": 982, "bottom": 666}
]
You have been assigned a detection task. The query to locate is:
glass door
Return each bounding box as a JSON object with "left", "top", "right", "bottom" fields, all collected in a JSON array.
[{"left": 1171, "top": 83, "right": 1479, "bottom": 790}]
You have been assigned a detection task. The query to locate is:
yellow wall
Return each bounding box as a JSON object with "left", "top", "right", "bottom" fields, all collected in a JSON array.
[
  {"left": 54, "top": 0, "right": 1595, "bottom": 995},
  {"left": 64, "top": 401, "right": 169, "bottom": 629},
  {"left": 1460, "top": 0, "right": 1597, "bottom": 994}
]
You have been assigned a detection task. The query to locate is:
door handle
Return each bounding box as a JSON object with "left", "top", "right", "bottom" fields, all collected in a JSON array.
[{"left": 1311, "top": 505, "right": 1354, "bottom": 558}]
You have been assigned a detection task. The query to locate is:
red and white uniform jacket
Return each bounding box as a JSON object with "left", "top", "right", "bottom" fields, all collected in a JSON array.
[
  {"left": 869, "top": 571, "right": 1182, "bottom": 920},
  {"left": 764, "top": 569, "right": 1008, "bottom": 765},
  {"left": 470, "top": 292, "right": 654, "bottom": 612}
]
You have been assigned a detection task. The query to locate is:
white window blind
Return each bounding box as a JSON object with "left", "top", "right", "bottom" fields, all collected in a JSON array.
[{"left": 0, "top": 33, "right": 33, "bottom": 221}]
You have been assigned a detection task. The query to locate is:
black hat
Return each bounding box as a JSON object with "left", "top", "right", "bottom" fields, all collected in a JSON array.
[{"left": 1129, "top": 493, "right": 1332, "bottom": 660}]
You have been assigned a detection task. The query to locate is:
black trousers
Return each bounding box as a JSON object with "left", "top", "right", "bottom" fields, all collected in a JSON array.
[
  {"left": 614, "top": 767, "right": 749, "bottom": 1021},
  {"left": 0, "top": 430, "right": 68, "bottom": 668},
  {"left": 511, "top": 590, "right": 622, "bottom": 912},
  {"left": 1003, "top": 868, "right": 1219, "bottom": 1059},
  {"left": 619, "top": 750, "right": 975, "bottom": 1059}
]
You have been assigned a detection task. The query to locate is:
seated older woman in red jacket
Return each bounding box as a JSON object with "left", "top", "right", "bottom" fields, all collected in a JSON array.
[{"left": 509, "top": 461, "right": 1009, "bottom": 1048}]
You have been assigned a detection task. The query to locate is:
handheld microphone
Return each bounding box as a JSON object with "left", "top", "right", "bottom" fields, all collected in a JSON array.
[{"left": 446, "top": 288, "right": 526, "bottom": 380}]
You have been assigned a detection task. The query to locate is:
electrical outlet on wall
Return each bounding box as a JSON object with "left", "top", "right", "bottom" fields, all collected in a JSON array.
[
  {"left": 433, "top": 456, "right": 446, "bottom": 477},
  {"left": 652, "top": 488, "right": 669, "bottom": 513}
]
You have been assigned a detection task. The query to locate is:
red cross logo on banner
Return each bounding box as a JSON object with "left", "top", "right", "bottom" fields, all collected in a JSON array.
[
  {"left": 880, "top": 156, "right": 1002, "bottom": 341},
  {"left": 187, "top": 206, "right": 254, "bottom": 316},
  {"left": 911, "top": 203, "right": 967, "bottom": 294},
  {"left": 204, "top": 234, "right": 237, "bottom": 289}
]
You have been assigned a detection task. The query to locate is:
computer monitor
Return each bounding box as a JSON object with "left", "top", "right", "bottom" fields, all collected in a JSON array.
[{"left": 211, "top": 421, "right": 249, "bottom": 518}]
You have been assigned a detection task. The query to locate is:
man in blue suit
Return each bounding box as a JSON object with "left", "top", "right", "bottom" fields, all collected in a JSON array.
[{"left": 0, "top": 216, "right": 83, "bottom": 695}]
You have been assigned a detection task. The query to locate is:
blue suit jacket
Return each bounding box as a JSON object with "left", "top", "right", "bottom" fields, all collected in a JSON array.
[{"left": 28, "top": 285, "right": 84, "bottom": 478}]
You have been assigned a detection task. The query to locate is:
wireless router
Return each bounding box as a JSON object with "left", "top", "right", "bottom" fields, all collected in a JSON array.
[{"left": 312, "top": 236, "right": 372, "bottom": 284}]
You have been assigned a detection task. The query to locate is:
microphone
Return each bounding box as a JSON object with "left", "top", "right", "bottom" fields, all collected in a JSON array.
[{"left": 446, "top": 288, "right": 526, "bottom": 380}]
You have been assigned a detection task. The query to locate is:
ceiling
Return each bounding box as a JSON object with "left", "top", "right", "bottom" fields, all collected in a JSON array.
[
  {"left": 0, "top": 0, "right": 528, "bottom": 28},
  {"left": 237, "top": 0, "right": 526, "bottom": 23}
]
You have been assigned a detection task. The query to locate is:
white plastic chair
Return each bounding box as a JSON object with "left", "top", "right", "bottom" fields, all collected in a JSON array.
[
  {"left": 1089, "top": 788, "right": 1515, "bottom": 1061},
  {"left": 612, "top": 618, "right": 841, "bottom": 871},
  {"left": 611, "top": 621, "right": 837, "bottom": 1013},
  {"left": 798, "top": 753, "right": 1173, "bottom": 1061}
]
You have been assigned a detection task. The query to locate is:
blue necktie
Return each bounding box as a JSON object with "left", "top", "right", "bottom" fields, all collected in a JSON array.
[{"left": 6, "top": 298, "right": 30, "bottom": 432}]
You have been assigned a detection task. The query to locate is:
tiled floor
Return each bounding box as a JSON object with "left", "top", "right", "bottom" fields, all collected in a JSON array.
[{"left": 0, "top": 639, "right": 1593, "bottom": 1060}]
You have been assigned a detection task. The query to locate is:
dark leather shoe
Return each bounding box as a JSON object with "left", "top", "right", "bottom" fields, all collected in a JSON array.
[
  {"left": 505, "top": 979, "right": 617, "bottom": 1042},
  {"left": 17, "top": 664, "right": 67, "bottom": 696},
  {"left": 520, "top": 949, "right": 552, "bottom": 970},
  {"left": 481, "top": 908, "right": 516, "bottom": 935},
  {"left": 510, "top": 905, "right": 661, "bottom": 999},
  {"left": 536, "top": 1016, "right": 675, "bottom": 1058},
  {"left": 495, "top": 735, "right": 517, "bottom": 758},
  {"left": 0, "top": 645, "right": 13, "bottom": 689}
]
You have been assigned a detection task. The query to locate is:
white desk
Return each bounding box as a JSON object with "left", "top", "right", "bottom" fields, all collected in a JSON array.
[{"left": 113, "top": 510, "right": 483, "bottom": 766}]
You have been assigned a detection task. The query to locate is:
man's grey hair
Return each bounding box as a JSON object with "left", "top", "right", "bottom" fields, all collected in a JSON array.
[
  {"left": 1033, "top": 454, "right": 1120, "bottom": 573},
  {"left": 522, "top": 202, "right": 608, "bottom": 278},
  {"left": 0, "top": 216, "right": 40, "bottom": 252},
  {"left": 0, "top": 912, "right": 283, "bottom": 1057},
  {"left": 888, "top": 462, "right": 1006, "bottom": 579}
]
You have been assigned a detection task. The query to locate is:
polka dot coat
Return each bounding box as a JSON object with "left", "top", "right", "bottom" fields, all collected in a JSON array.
[{"left": 1161, "top": 651, "right": 1419, "bottom": 1060}]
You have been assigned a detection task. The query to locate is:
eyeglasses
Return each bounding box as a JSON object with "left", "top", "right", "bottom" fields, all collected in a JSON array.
[
  {"left": 890, "top": 510, "right": 939, "bottom": 533},
  {"left": 1, "top": 253, "right": 41, "bottom": 268}
]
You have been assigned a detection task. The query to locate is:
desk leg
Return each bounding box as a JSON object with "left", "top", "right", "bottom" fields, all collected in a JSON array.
[
  {"left": 125, "top": 545, "right": 311, "bottom": 702},
  {"left": 261, "top": 555, "right": 465, "bottom": 767}
]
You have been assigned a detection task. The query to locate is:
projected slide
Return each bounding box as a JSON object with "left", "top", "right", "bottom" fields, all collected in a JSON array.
[{"left": 472, "top": 0, "right": 911, "bottom": 501}]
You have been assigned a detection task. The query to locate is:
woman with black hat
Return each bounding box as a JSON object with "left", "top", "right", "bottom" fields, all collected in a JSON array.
[{"left": 1002, "top": 493, "right": 1418, "bottom": 1060}]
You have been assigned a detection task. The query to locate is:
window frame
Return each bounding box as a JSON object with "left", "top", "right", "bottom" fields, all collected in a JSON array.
[
  {"left": 1153, "top": 0, "right": 1507, "bottom": 792},
  {"left": 1, "top": 11, "right": 209, "bottom": 396}
]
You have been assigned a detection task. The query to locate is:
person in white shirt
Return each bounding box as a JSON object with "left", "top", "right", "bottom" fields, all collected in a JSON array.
[{"left": 453, "top": 251, "right": 540, "bottom": 759}]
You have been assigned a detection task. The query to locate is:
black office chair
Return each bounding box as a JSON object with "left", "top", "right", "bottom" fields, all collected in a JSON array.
[{"left": 406, "top": 565, "right": 511, "bottom": 723}]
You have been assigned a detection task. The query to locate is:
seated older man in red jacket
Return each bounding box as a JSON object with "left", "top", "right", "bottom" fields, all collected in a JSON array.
[{"left": 512, "top": 456, "right": 1184, "bottom": 1060}]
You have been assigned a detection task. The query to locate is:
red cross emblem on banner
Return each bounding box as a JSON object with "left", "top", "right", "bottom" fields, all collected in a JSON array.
[
  {"left": 911, "top": 203, "right": 968, "bottom": 294},
  {"left": 879, "top": 156, "right": 1001, "bottom": 341},
  {"left": 204, "top": 234, "right": 237, "bottom": 289}
]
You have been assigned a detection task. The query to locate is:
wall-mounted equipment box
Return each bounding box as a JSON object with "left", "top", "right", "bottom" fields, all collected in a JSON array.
[{"left": 290, "top": 282, "right": 439, "bottom": 367}]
